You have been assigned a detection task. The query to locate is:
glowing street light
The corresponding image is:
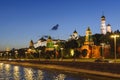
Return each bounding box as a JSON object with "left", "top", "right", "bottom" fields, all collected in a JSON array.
[{"left": 111, "top": 34, "right": 119, "bottom": 63}]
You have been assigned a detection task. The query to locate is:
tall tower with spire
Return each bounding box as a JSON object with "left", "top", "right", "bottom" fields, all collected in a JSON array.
[
  {"left": 101, "top": 15, "right": 106, "bottom": 35},
  {"left": 84, "top": 27, "right": 94, "bottom": 45}
]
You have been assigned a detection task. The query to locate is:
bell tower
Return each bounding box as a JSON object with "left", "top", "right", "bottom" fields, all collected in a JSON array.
[{"left": 101, "top": 15, "right": 106, "bottom": 35}]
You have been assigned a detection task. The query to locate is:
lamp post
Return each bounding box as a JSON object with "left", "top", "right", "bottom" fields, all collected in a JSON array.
[
  {"left": 111, "top": 34, "right": 119, "bottom": 63},
  {"left": 25, "top": 51, "right": 27, "bottom": 59},
  {"left": 54, "top": 44, "right": 58, "bottom": 59},
  {"left": 100, "top": 43, "right": 105, "bottom": 59},
  {"left": 60, "top": 48, "right": 63, "bottom": 60},
  {"left": 15, "top": 50, "right": 18, "bottom": 59}
]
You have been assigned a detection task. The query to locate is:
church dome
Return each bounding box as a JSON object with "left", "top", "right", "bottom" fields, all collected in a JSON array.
[
  {"left": 73, "top": 30, "right": 78, "bottom": 34},
  {"left": 87, "top": 27, "right": 91, "bottom": 31},
  {"left": 107, "top": 24, "right": 111, "bottom": 26},
  {"left": 101, "top": 15, "right": 106, "bottom": 21},
  {"left": 101, "top": 15, "right": 105, "bottom": 18}
]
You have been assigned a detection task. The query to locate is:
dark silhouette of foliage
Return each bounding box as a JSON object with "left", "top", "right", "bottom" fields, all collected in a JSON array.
[
  {"left": 93, "top": 34, "right": 103, "bottom": 45},
  {"left": 18, "top": 49, "right": 25, "bottom": 58},
  {"left": 65, "top": 40, "right": 79, "bottom": 49}
]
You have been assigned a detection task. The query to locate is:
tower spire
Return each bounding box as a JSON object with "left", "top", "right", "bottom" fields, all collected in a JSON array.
[{"left": 102, "top": 11, "right": 104, "bottom": 16}]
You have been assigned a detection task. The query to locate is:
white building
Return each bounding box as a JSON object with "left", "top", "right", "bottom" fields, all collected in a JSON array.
[
  {"left": 34, "top": 37, "right": 47, "bottom": 48},
  {"left": 101, "top": 15, "right": 112, "bottom": 35},
  {"left": 70, "top": 30, "right": 79, "bottom": 40},
  {"left": 34, "top": 37, "right": 65, "bottom": 48},
  {"left": 106, "top": 24, "right": 112, "bottom": 33}
]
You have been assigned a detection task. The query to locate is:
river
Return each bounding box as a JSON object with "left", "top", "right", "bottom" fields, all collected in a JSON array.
[
  {"left": 0, "top": 63, "right": 94, "bottom": 80},
  {"left": 0, "top": 63, "right": 117, "bottom": 80}
]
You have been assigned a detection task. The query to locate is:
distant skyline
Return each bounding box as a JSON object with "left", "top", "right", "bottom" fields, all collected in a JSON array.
[{"left": 0, "top": 0, "right": 120, "bottom": 50}]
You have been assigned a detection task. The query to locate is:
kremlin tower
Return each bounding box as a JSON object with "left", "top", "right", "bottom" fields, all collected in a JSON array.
[{"left": 84, "top": 27, "right": 94, "bottom": 45}]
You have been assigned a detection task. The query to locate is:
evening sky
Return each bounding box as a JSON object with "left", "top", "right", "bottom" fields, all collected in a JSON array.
[{"left": 0, "top": 0, "right": 120, "bottom": 50}]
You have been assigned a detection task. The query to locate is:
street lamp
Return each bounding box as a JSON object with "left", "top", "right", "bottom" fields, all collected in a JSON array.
[
  {"left": 25, "top": 51, "right": 28, "bottom": 59},
  {"left": 60, "top": 48, "right": 63, "bottom": 60},
  {"left": 15, "top": 50, "right": 18, "bottom": 59},
  {"left": 111, "top": 34, "right": 119, "bottom": 63},
  {"left": 100, "top": 43, "right": 105, "bottom": 59},
  {"left": 38, "top": 50, "right": 41, "bottom": 61}
]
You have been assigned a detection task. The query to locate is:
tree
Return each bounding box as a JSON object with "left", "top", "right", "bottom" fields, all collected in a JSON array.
[
  {"left": 10, "top": 48, "right": 16, "bottom": 58},
  {"left": 65, "top": 39, "right": 79, "bottom": 49},
  {"left": 93, "top": 34, "right": 102, "bottom": 45},
  {"left": 77, "top": 36, "right": 84, "bottom": 47},
  {"left": 18, "top": 49, "right": 25, "bottom": 58}
]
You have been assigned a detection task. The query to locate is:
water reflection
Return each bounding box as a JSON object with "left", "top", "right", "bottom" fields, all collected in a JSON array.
[
  {"left": 13, "top": 66, "right": 21, "bottom": 80},
  {"left": 55, "top": 74, "right": 66, "bottom": 80},
  {"left": 24, "top": 68, "right": 38, "bottom": 80},
  {"left": 37, "top": 70, "right": 44, "bottom": 80},
  {"left": 0, "top": 63, "right": 93, "bottom": 80}
]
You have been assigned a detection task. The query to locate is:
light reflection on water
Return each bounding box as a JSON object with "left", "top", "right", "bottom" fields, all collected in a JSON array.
[{"left": 0, "top": 63, "right": 91, "bottom": 80}]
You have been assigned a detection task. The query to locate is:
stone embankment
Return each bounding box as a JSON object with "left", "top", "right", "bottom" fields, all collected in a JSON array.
[{"left": 1, "top": 60, "right": 120, "bottom": 79}]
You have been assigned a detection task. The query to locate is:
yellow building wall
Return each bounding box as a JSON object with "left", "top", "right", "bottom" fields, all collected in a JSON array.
[
  {"left": 91, "top": 46, "right": 101, "bottom": 58},
  {"left": 81, "top": 45, "right": 101, "bottom": 58}
]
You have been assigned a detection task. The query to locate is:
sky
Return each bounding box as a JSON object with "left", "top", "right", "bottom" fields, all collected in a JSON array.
[{"left": 0, "top": 0, "right": 120, "bottom": 50}]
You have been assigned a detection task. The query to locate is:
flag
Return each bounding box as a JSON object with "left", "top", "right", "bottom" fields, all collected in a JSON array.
[{"left": 51, "top": 24, "right": 59, "bottom": 30}]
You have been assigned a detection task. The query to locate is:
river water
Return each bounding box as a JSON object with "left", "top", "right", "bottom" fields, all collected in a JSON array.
[
  {"left": 0, "top": 63, "right": 94, "bottom": 80},
  {"left": 0, "top": 63, "right": 116, "bottom": 80}
]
